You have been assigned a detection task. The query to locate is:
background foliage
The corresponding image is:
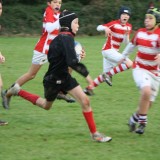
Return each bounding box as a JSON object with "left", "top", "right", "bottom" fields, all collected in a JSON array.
[{"left": 0, "top": 0, "right": 160, "bottom": 35}]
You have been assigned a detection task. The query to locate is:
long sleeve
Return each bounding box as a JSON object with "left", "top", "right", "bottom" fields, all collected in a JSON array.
[
  {"left": 123, "top": 34, "right": 130, "bottom": 44},
  {"left": 70, "top": 62, "right": 89, "bottom": 78},
  {"left": 97, "top": 25, "right": 106, "bottom": 31},
  {"left": 61, "top": 36, "right": 89, "bottom": 77},
  {"left": 122, "top": 42, "right": 136, "bottom": 58},
  {"left": 45, "top": 20, "right": 59, "bottom": 33}
]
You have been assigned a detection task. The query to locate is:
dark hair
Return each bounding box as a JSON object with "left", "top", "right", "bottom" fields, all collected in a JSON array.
[{"left": 0, "top": 0, "right": 2, "bottom": 4}]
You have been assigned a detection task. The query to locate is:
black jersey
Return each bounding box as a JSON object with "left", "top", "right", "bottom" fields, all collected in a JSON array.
[{"left": 44, "top": 32, "right": 89, "bottom": 82}]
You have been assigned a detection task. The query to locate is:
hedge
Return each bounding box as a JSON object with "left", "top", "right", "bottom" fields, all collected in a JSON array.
[{"left": 0, "top": 0, "right": 159, "bottom": 36}]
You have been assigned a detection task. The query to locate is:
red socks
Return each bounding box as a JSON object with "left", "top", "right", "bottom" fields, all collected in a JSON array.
[
  {"left": 108, "top": 63, "right": 129, "bottom": 76},
  {"left": 18, "top": 90, "right": 40, "bottom": 105},
  {"left": 18, "top": 90, "right": 97, "bottom": 133},
  {"left": 83, "top": 111, "right": 97, "bottom": 134}
]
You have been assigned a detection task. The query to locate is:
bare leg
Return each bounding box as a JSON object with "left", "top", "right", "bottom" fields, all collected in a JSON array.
[
  {"left": 68, "top": 85, "right": 112, "bottom": 142},
  {"left": 16, "top": 63, "right": 42, "bottom": 86},
  {"left": 69, "top": 85, "right": 91, "bottom": 112},
  {"left": 2, "top": 63, "right": 41, "bottom": 109},
  {"left": 6, "top": 64, "right": 41, "bottom": 98},
  {"left": 35, "top": 97, "right": 53, "bottom": 110},
  {"left": 137, "top": 86, "right": 151, "bottom": 114}
]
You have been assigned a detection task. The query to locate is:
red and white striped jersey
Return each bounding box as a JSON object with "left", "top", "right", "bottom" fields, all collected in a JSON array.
[
  {"left": 34, "top": 6, "right": 60, "bottom": 54},
  {"left": 132, "top": 27, "right": 160, "bottom": 76},
  {"left": 102, "top": 20, "right": 132, "bottom": 51}
]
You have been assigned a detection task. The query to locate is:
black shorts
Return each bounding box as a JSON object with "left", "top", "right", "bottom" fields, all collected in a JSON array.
[{"left": 43, "top": 74, "right": 79, "bottom": 101}]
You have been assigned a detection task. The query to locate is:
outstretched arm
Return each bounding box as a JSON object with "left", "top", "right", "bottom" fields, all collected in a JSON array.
[
  {"left": 45, "top": 20, "right": 59, "bottom": 33},
  {"left": 97, "top": 25, "right": 112, "bottom": 37},
  {"left": 123, "top": 27, "right": 130, "bottom": 44},
  {"left": 122, "top": 42, "right": 136, "bottom": 58}
]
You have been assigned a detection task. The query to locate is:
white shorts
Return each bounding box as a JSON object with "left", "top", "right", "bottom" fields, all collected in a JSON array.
[
  {"left": 133, "top": 68, "right": 160, "bottom": 101},
  {"left": 102, "top": 49, "right": 125, "bottom": 72},
  {"left": 32, "top": 50, "right": 48, "bottom": 65}
]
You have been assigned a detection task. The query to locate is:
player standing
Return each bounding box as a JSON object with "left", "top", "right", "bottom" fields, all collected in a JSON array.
[{"left": 84, "top": 6, "right": 133, "bottom": 95}]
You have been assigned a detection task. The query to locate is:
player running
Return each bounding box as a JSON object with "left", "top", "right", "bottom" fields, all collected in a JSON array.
[
  {"left": 3, "top": 10, "right": 112, "bottom": 142},
  {"left": 122, "top": 7, "right": 160, "bottom": 134},
  {"left": 84, "top": 6, "right": 133, "bottom": 95},
  {"left": 1, "top": 0, "right": 77, "bottom": 109}
]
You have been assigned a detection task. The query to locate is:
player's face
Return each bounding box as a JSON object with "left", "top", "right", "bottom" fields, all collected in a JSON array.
[
  {"left": 144, "top": 14, "right": 156, "bottom": 30},
  {"left": 71, "top": 18, "right": 79, "bottom": 34},
  {"left": 0, "top": 3, "right": 2, "bottom": 16},
  {"left": 120, "top": 13, "right": 130, "bottom": 25},
  {"left": 48, "top": 0, "right": 62, "bottom": 13}
]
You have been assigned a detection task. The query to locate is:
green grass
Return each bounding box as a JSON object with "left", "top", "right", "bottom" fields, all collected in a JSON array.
[{"left": 0, "top": 36, "right": 160, "bottom": 160}]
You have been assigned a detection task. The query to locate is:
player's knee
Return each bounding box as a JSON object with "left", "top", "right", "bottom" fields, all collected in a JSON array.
[
  {"left": 43, "top": 106, "right": 52, "bottom": 110},
  {"left": 142, "top": 87, "right": 151, "bottom": 100},
  {"left": 42, "top": 102, "right": 53, "bottom": 110},
  {"left": 81, "top": 96, "right": 90, "bottom": 109}
]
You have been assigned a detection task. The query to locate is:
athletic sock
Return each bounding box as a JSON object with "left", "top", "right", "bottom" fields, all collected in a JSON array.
[
  {"left": 108, "top": 63, "right": 129, "bottom": 76},
  {"left": 18, "top": 90, "right": 40, "bottom": 105},
  {"left": 130, "top": 113, "right": 139, "bottom": 123},
  {"left": 89, "top": 63, "right": 130, "bottom": 88},
  {"left": 138, "top": 114, "right": 147, "bottom": 125},
  {"left": 83, "top": 111, "right": 97, "bottom": 134},
  {"left": 92, "top": 74, "right": 104, "bottom": 87}
]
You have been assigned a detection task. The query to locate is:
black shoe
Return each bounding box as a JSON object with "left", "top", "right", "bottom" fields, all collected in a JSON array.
[
  {"left": 1, "top": 90, "right": 10, "bottom": 109},
  {"left": 84, "top": 88, "right": 94, "bottom": 96},
  {"left": 0, "top": 120, "right": 8, "bottom": 126},
  {"left": 57, "top": 93, "right": 76, "bottom": 103},
  {"left": 102, "top": 73, "right": 112, "bottom": 86},
  {"left": 135, "top": 124, "right": 146, "bottom": 134},
  {"left": 128, "top": 120, "right": 136, "bottom": 132}
]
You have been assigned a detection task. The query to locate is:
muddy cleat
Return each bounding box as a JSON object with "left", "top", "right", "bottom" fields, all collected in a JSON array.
[
  {"left": 92, "top": 132, "right": 112, "bottom": 142},
  {"left": 0, "top": 120, "right": 8, "bottom": 126},
  {"left": 84, "top": 87, "right": 94, "bottom": 96},
  {"left": 128, "top": 120, "right": 136, "bottom": 132},
  {"left": 57, "top": 93, "right": 76, "bottom": 103},
  {"left": 135, "top": 124, "right": 146, "bottom": 134},
  {"left": 1, "top": 90, "right": 12, "bottom": 109},
  {"left": 7, "top": 83, "right": 21, "bottom": 96},
  {"left": 102, "top": 73, "right": 112, "bottom": 86},
  {"left": 2, "top": 83, "right": 20, "bottom": 109}
]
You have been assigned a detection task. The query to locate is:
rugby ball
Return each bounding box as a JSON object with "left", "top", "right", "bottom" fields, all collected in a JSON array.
[{"left": 74, "top": 41, "right": 83, "bottom": 62}]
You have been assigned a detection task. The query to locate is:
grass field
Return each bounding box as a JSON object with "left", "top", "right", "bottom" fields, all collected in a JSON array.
[{"left": 0, "top": 36, "right": 160, "bottom": 160}]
